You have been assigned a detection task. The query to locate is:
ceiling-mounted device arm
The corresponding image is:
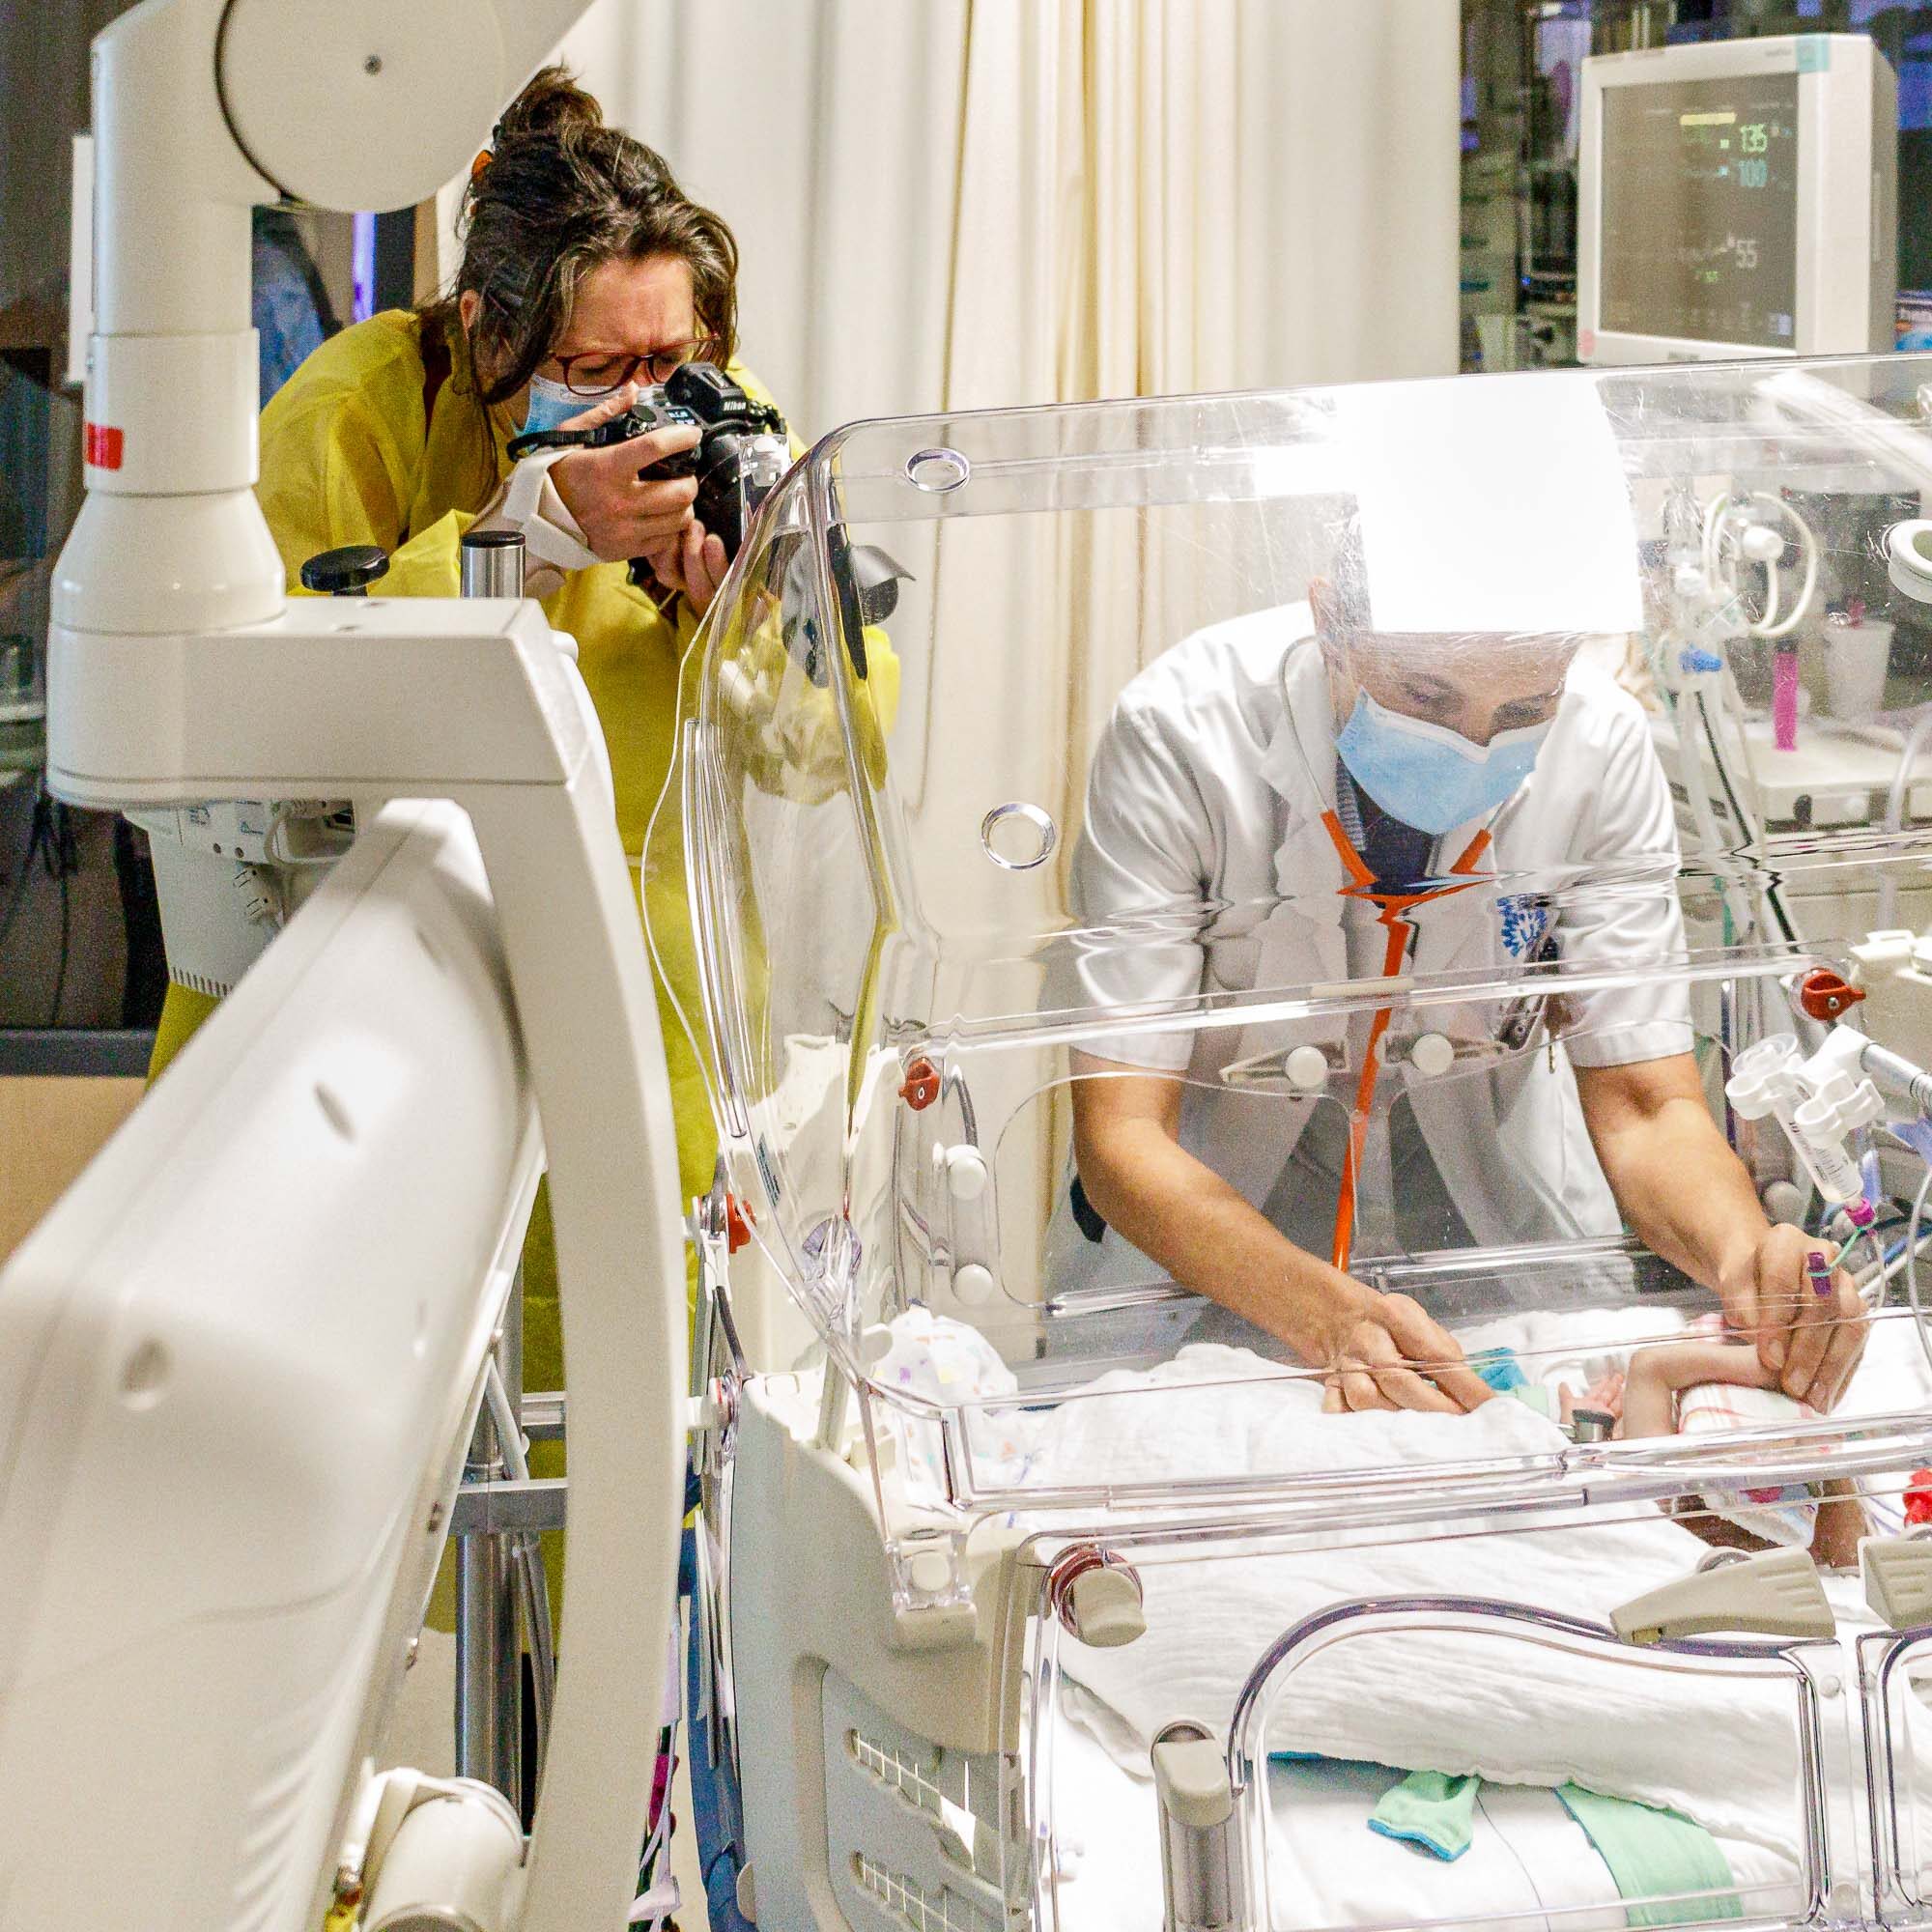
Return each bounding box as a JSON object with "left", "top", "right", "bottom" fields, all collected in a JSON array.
[{"left": 46, "top": 8, "right": 705, "bottom": 1932}]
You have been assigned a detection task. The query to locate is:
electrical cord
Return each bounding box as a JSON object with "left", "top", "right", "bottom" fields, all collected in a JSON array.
[
  {"left": 47, "top": 867, "right": 71, "bottom": 1025},
  {"left": 1905, "top": 1162, "right": 1932, "bottom": 1378},
  {"left": 0, "top": 779, "right": 82, "bottom": 1021}
]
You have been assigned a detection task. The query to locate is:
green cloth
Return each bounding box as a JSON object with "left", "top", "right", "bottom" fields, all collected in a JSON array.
[
  {"left": 1368, "top": 1770, "right": 1480, "bottom": 1860},
  {"left": 1367, "top": 1772, "right": 1741, "bottom": 1928},
  {"left": 1554, "top": 1783, "right": 1743, "bottom": 1928}
]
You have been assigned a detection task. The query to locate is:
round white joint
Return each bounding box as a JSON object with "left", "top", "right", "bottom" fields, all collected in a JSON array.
[
  {"left": 1889, "top": 521, "right": 1932, "bottom": 605},
  {"left": 1285, "top": 1045, "right": 1329, "bottom": 1093},
  {"left": 908, "top": 1549, "right": 952, "bottom": 1594},
  {"left": 953, "top": 1263, "right": 996, "bottom": 1306},
  {"left": 943, "top": 1145, "right": 989, "bottom": 1201},
  {"left": 1408, "top": 1032, "right": 1456, "bottom": 1078}
]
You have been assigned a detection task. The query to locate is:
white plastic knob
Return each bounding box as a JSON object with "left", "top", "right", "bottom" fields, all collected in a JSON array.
[
  {"left": 953, "top": 1263, "right": 996, "bottom": 1305},
  {"left": 908, "top": 1549, "right": 952, "bottom": 1594},
  {"left": 943, "top": 1145, "right": 989, "bottom": 1201},
  {"left": 1285, "top": 1045, "right": 1329, "bottom": 1093},
  {"left": 1741, "top": 522, "right": 1785, "bottom": 564},
  {"left": 1408, "top": 1032, "right": 1456, "bottom": 1078}
]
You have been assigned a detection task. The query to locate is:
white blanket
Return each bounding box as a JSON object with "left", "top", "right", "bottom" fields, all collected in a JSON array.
[
  {"left": 1047, "top": 1702, "right": 1802, "bottom": 1932},
  {"left": 1036, "top": 1339, "right": 1916, "bottom": 1862}
]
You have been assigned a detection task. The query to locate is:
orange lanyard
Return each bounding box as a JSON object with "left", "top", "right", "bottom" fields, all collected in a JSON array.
[{"left": 1317, "top": 810, "right": 1491, "bottom": 1272}]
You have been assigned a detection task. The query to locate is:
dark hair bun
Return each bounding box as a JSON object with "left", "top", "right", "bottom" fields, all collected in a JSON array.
[{"left": 495, "top": 66, "right": 603, "bottom": 142}]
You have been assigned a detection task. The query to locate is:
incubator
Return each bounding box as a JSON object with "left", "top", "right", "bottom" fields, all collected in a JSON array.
[{"left": 654, "top": 355, "right": 1932, "bottom": 1932}]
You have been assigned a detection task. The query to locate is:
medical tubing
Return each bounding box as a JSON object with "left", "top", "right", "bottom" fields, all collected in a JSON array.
[
  {"left": 1702, "top": 491, "right": 1819, "bottom": 642},
  {"left": 1908, "top": 1163, "right": 1932, "bottom": 1378},
  {"left": 1754, "top": 497, "right": 1820, "bottom": 642},
  {"left": 1692, "top": 687, "right": 1795, "bottom": 946},
  {"left": 1858, "top": 1041, "right": 1932, "bottom": 1118},
  {"left": 1878, "top": 711, "right": 1932, "bottom": 927}
]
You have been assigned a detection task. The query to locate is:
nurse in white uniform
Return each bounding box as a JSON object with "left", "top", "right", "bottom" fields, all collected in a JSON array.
[{"left": 1060, "top": 377, "right": 1864, "bottom": 1416}]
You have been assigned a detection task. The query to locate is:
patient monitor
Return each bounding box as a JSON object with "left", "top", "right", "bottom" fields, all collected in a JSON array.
[
  {"left": 0, "top": 803, "right": 538, "bottom": 1929},
  {"left": 1578, "top": 34, "right": 1896, "bottom": 364}
]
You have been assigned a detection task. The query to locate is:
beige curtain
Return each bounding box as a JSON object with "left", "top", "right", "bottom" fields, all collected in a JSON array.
[{"left": 557, "top": 0, "right": 1460, "bottom": 437}]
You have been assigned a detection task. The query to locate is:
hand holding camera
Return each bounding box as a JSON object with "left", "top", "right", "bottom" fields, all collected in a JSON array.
[
  {"left": 543, "top": 384, "right": 705, "bottom": 569},
  {"left": 515, "top": 364, "right": 790, "bottom": 616}
]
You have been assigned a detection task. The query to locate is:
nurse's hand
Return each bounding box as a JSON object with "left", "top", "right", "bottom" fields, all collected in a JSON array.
[
  {"left": 1719, "top": 1221, "right": 1866, "bottom": 1410},
  {"left": 635, "top": 516, "right": 729, "bottom": 615},
  {"left": 550, "top": 383, "right": 703, "bottom": 562},
  {"left": 1317, "top": 1290, "right": 1495, "bottom": 1415}
]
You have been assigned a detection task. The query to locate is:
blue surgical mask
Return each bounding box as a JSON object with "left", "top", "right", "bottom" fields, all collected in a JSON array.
[
  {"left": 522, "top": 374, "right": 617, "bottom": 436},
  {"left": 1335, "top": 689, "right": 1551, "bottom": 836}
]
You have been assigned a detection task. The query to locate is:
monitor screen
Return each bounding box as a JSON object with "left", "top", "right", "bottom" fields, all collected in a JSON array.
[{"left": 1599, "top": 72, "right": 1800, "bottom": 348}]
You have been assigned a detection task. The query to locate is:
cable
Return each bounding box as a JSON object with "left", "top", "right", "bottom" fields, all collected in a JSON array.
[
  {"left": 0, "top": 781, "right": 81, "bottom": 1020},
  {"left": 0, "top": 854, "right": 31, "bottom": 960},
  {"left": 0, "top": 781, "right": 51, "bottom": 959},
  {"left": 46, "top": 867, "right": 71, "bottom": 1026},
  {"left": 1751, "top": 494, "right": 1818, "bottom": 642},
  {"left": 1905, "top": 1162, "right": 1932, "bottom": 1379}
]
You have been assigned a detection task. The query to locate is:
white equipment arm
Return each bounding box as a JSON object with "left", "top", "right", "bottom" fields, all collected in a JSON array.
[{"left": 47, "top": 7, "right": 694, "bottom": 1932}]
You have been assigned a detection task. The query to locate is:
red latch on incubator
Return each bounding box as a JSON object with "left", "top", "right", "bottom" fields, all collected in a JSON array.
[
  {"left": 724, "top": 1194, "right": 755, "bottom": 1255},
  {"left": 1905, "top": 1469, "right": 1932, "bottom": 1527},
  {"left": 898, "top": 1057, "right": 941, "bottom": 1111},
  {"left": 1798, "top": 970, "right": 1864, "bottom": 1022}
]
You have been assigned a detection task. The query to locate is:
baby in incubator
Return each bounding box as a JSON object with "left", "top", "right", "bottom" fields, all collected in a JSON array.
[{"left": 1560, "top": 1328, "right": 1866, "bottom": 1566}]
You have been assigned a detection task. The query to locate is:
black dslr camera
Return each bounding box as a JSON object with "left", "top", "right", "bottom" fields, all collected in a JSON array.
[{"left": 507, "top": 361, "right": 790, "bottom": 582}]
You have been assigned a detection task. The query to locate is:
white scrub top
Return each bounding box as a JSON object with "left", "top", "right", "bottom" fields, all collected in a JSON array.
[{"left": 1057, "top": 603, "right": 1694, "bottom": 1276}]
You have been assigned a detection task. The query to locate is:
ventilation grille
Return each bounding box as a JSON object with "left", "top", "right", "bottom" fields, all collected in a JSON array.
[
  {"left": 851, "top": 1729, "right": 949, "bottom": 1821},
  {"left": 853, "top": 1854, "right": 1000, "bottom": 1932}
]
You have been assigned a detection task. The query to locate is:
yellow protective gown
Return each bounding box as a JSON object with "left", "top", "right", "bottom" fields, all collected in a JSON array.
[{"left": 148, "top": 311, "right": 895, "bottom": 1440}]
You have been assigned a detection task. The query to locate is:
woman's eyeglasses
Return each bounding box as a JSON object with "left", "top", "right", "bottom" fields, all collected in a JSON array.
[{"left": 548, "top": 341, "right": 723, "bottom": 393}]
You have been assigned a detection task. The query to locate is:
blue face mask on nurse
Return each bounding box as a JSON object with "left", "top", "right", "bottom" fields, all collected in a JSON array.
[{"left": 1310, "top": 577, "right": 1575, "bottom": 839}]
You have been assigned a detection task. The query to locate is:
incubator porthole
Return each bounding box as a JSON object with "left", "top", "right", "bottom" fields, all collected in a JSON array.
[
  {"left": 980, "top": 801, "right": 1057, "bottom": 871},
  {"left": 905, "top": 445, "right": 970, "bottom": 493}
]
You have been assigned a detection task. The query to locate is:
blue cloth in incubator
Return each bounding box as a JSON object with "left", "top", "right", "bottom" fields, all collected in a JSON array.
[{"left": 1468, "top": 1348, "right": 1528, "bottom": 1395}]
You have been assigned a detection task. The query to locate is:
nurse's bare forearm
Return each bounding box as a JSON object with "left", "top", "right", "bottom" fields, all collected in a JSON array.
[
  {"left": 1073, "top": 1111, "right": 1369, "bottom": 1361},
  {"left": 1576, "top": 1057, "right": 1768, "bottom": 1293}
]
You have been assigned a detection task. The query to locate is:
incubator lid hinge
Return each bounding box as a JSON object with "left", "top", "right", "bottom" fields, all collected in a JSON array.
[{"left": 1610, "top": 1545, "right": 1834, "bottom": 1645}]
